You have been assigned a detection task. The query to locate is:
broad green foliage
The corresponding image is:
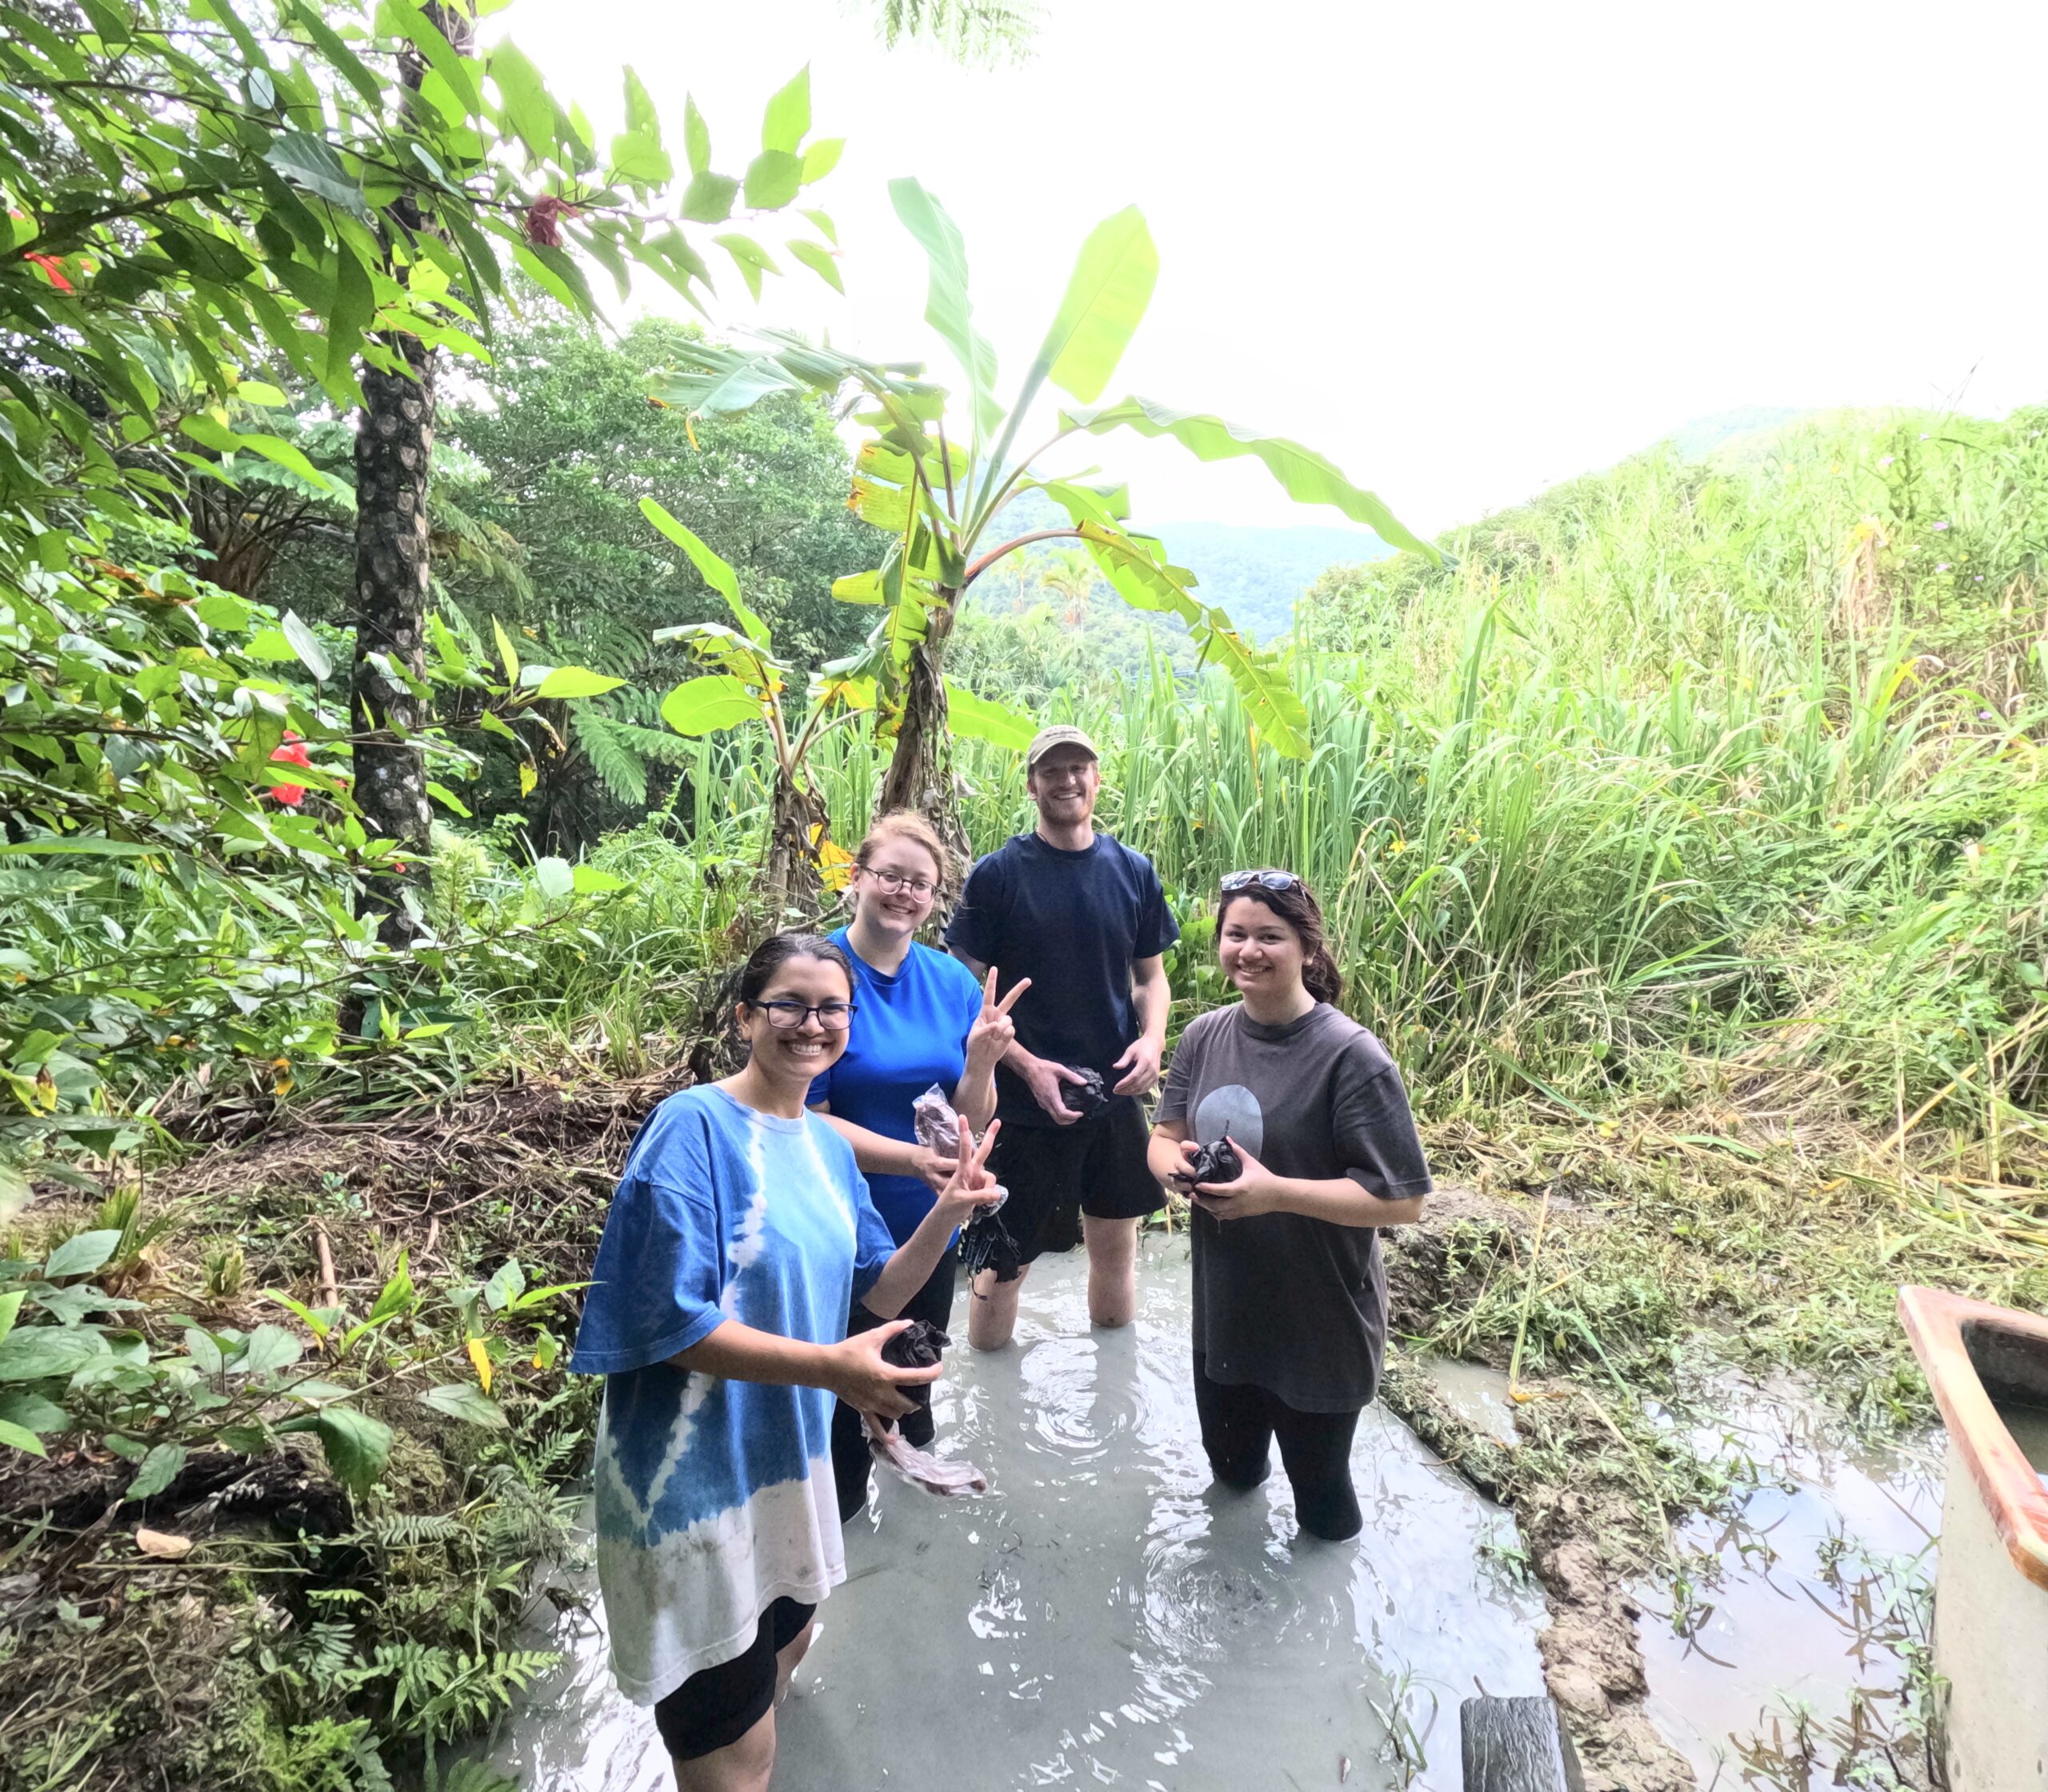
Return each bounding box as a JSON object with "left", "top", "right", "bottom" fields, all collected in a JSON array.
[
  {"left": 0, "top": 0, "right": 842, "bottom": 1189},
  {"left": 646, "top": 185, "right": 1434, "bottom": 773},
  {"left": 0, "top": 1198, "right": 574, "bottom": 1494}
]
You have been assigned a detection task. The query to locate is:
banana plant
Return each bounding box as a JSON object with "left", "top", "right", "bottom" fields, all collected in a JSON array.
[
  {"left": 640, "top": 497, "right": 1032, "bottom": 914},
  {"left": 646, "top": 182, "right": 1438, "bottom": 848}
]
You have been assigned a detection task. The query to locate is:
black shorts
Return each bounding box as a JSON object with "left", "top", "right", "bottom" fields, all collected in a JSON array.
[
  {"left": 830, "top": 1245, "right": 958, "bottom": 1522},
  {"left": 984, "top": 1099, "right": 1162, "bottom": 1276},
  {"left": 651, "top": 1596, "right": 815, "bottom": 1762}
]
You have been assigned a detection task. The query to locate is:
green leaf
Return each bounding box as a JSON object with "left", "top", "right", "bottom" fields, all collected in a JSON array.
[
  {"left": 418, "top": 1383, "right": 509, "bottom": 1428},
  {"left": 323, "top": 242, "right": 374, "bottom": 398},
  {"left": 610, "top": 130, "right": 672, "bottom": 187},
  {"left": 800, "top": 138, "right": 843, "bottom": 186},
  {"left": 0, "top": 1390, "right": 66, "bottom": 1436},
  {"left": 787, "top": 239, "right": 843, "bottom": 294},
  {"left": 683, "top": 94, "right": 710, "bottom": 174},
  {"left": 195, "top": 592, "right": 252, "bottom": 630},
  {"left": 492, "top": 617, "right": 521, "bottom": 684},
  {"left": 534, "top": 857, "right": 573, "bottom": 902},
  {"left": 426, "top": 780, "right": 473, "bottom": 818},
  {"left": 281, "top": 610, "right": 332, "bottom": 682},
  {"left": 44, "top": 1230, "right": 122, "bottom": 1280},
  {"left": 660, "top": 674, "right": 761, "bottom": 737},
  {"left": 831, "top": 570, "right": 883, "bottom": 606},
  {"left": 239, "top": 433, "right": 343, "bottom": 494},
  {"left": 123, "top": 1442, "right": 186, "bottom": 1502},
  {"left": 182, "top": 1327, "right": 226, "bottom": 1374},
  {"left": 0, "top": 1419, "right": 46, "bottom": 1458},
  {"left": 483, "top": 1259, "right": 526, "bottom": 1312},
  {"left": 262, "top": 1295, "right": 331, "bottom": 1342},
  {"left": 1063, "top": 397, "right": 1439, "bottom": 560},
  {"left": 712, "top": 233, "right": 779, "bottom": 301},
  {"left": 888, "top": 178, "right": 1001, "bottom": 439},
  {"left": 534, "top": 666, "right": 626, "bottom": 699},
  {"left": 760, "top": 66, "right": 810, "bottom": 154},
  {"left": 311, "top": 1407, "right": 391, "bottom": 1501},
  {"left": 623, "top": 66, "right": 661, "bottom": 142},
  {"left": 945, "top": 681, "right": 1034, "bottom": 750},
  {"left": 487, "top": 41, "right": 557, "bottom": 155},
  {"left": 743, "top": 150, "right": 803, "bottom": 210},
  {"left": 1030, "top": 206, "right": 1158, "bottom": 406},
  {"left": 638, "top": 498, "right": 769, "bottom": 644},
  {"left": 0, "top": 1291, "right": 21, "bottom": 1348},
  {"left": 681, "top": 171, "right": 738, "bottom": 226},
  {"left": 571, "top": 865, "right": 627, "bottom": 894},
  {"left": 262, "top": 130, "right": 368, "bottom": 217},
  {"left": 234, "top": 1324, "right": 301, "bottom": 1377}
]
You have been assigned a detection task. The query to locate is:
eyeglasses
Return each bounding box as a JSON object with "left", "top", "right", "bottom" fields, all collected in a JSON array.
[
  {"left": 750, "top": 1000, "right": 858, "bottom": 1030},
  {"left": 862, "top": 867, "right": 938, "bottom": 900},
  {"left": 1221, "top": 870, "right": 1302, "bottom": 894}
]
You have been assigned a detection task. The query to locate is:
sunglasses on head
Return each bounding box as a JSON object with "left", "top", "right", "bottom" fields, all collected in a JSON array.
[{"left": 1220, "top": 870, "right": 1302, "bottom": 894}]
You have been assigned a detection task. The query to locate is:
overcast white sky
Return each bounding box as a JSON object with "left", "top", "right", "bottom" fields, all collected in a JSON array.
[{"left": 501, "top": 0, "right": 2048, "bottom": 539}]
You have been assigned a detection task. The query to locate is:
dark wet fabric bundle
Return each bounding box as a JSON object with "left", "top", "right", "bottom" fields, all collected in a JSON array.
[
  {"left": 1065, "top": 1066, "right": 1109, "bottom": 1117},
  {"left": 1187, "top": 1139, "right": 1242, "bottom": 1186},
  {"left": 961, "top": 1206, "right": 1021, "bottom": 1283},
  {"left": 878, "top": 1318, "right": 947, "bottom": 1416}
]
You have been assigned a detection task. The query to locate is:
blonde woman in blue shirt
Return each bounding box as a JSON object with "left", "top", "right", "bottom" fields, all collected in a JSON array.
[{"left": 804, "top": 811, "right": 1027, "bottom": 1517}]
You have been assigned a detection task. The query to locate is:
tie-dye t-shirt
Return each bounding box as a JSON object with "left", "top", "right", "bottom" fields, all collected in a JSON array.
[{"left": 569, "top": 1082, "right": 896, "bottom": 1705}]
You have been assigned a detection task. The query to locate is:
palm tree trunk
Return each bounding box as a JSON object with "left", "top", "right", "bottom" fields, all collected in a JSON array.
[{"left": 337, "top": 10, "right": 466, "bottom": 1037}]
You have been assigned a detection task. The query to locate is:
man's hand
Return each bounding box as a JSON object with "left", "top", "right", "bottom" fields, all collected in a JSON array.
[
  {"left": 1019, "top": 1053, "right": 1086, "bottom": 1125},
  {"left": 1111, "top": 1033, "right": 1163, "bottom": 1098}
]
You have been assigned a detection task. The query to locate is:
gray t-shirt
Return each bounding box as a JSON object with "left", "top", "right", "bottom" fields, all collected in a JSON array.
[{"left": 1158, "top": 1002, "right": 1432, "bottom": 1413}]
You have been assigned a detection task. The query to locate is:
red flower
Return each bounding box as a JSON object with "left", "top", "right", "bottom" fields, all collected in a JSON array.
[
  {"left": 269, "top": 732, "right": 312, "bottom": 806},
  {"left": 522, "top": 195, "right": 578, "bottom": 249},
  {"left": 22, "top": 250, "right": 71, "bottom": 293}
]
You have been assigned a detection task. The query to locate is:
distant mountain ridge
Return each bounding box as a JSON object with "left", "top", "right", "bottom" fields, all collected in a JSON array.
[
  {"left": 1146, "top": 519, "right": 1393, "bottom": 642},
  {"left": 972, "top": 490, "right": 1391, "bottom": 644}
]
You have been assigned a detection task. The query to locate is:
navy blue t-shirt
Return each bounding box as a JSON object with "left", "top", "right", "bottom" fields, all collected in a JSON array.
[{"left": 945, "top": 830, "right": 1178, "bottom": 1127}]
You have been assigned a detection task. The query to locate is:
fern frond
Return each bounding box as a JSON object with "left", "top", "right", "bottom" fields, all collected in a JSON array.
[{"left": 867, "top": 0, "right": 1039, "bottom": 64}]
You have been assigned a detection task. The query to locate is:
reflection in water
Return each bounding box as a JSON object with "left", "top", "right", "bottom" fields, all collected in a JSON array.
[
  {"left": 472, "top": 1237, "right": 1547, "bottom": 1792},
  {"left": 1633, "top": 1374, "right": 1944, "bottom": 1785}
]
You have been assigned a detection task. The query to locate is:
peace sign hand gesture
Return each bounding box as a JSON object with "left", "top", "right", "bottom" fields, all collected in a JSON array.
[
  {"left": 965, "top": 967, "right": 1030, "bottom": 1076},
  {"left": 931, "top": 1118, "right": 1005, "bottom": 1226}
]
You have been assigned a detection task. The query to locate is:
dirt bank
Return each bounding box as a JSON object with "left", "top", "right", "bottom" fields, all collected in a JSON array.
[{"left": 1384, "top": 1186, "right": 1695, "bottom": 1791}]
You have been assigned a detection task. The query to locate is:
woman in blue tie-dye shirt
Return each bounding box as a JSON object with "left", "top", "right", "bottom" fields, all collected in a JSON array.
[{"left": 570, "top": 932, "right": 1002, "bottom": 1790}]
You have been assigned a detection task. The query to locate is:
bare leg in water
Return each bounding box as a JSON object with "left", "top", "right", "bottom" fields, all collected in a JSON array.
[{"left": 970, "top": 1214, "right": 1138, "bottom": 1346}]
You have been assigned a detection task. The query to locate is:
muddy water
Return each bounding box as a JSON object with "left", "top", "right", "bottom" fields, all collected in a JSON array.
[
  {"left": 477, "top": 1236, "right": 1548, "bottom": 1792},
  {"left": 1632, "top": 1378, "right": 1943, "bottom": 1784}
]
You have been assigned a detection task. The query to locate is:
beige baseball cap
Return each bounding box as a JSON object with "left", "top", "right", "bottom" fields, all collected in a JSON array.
[{"left": 1025, "top": 724, "right": 1100, "bottom": 773}]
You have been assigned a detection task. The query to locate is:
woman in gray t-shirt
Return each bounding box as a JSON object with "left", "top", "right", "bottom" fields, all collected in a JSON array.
[{"left": 1147, "top": 871, "right": 1431, "bottom": 1541}]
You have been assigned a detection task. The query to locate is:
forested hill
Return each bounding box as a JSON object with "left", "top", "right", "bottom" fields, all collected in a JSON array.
[
  {"left": 972, "top": 489, "right": 1393, "bottom": 642},
  {"left": 1146, "top": 519, "right": 1394, "bottom": 639}
]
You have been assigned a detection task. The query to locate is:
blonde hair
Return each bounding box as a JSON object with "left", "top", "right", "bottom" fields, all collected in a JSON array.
[{"left": 854, "top": 810, "right": 953, "bottom": 896}]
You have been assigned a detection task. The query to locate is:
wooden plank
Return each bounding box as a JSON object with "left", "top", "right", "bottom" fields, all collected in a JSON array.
[{"left": 1461, "top": 1696, "right": 1586, "bottom": 1792}]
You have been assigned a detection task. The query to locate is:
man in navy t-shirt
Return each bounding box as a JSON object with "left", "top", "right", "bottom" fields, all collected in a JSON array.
[{"left": 946, "top": 726, "right": 1178, "bottom": 1346}]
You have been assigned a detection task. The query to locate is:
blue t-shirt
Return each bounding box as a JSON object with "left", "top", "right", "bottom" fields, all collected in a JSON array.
[
  {"left": 945, "top": 830, "right": 1179, "bottom": 1127},
  {"left": 806, "top": 926, "right": 985, "bottom": 1242},
  {"left": 569, "top": 1083, "right": 895, "bottom": 1704}
]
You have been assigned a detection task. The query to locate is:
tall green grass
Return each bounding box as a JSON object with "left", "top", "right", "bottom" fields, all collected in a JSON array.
[{"left": 458, "top": 407, "right": 2048, "bottom": 1134}]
